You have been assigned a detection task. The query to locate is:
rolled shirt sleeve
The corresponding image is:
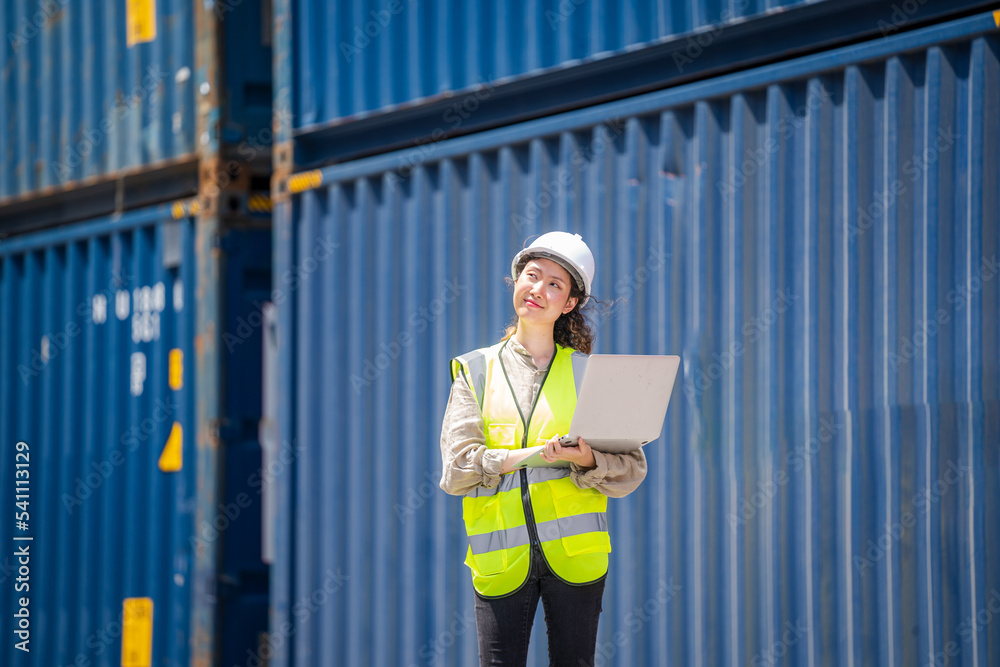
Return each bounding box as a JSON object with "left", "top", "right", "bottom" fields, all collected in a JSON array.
[
  {"left": 439, "top": 376, "right": 508, "bottom": 496},
  {"left": 570, "top": 448, "right": 647, "bottom": 498}
]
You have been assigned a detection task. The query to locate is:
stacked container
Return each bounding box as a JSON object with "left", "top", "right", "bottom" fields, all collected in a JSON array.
[
  {"left": 271, "top": 2, "right": 1000, "bottom": 666},
  {"left": 3, "top": 1, "right": 999, "bottom": 666},
  {"left": 0, "top": 0, "right": 273, "bottom": 664}
]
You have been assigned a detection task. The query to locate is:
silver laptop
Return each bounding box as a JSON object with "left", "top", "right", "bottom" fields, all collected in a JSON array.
[{"left": 514, "top": 354, "right": 680, "bottom": 468}]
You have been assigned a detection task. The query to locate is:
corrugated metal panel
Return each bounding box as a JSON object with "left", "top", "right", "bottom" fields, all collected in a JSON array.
[
  {"left": 273, "top": 10, "right": 1000, "bottom": 667},
  {"left": 289, "top": 0, "right": 837, "bottom": 132},
  {"left": 0, "top": 205, "right": 198, "bottom": 666},
  {"left": 0, "top": 0, "right": 272, "bottom": 205},
  {"left": 275, "top": 0, "right": 1000, "bottom": 171},
  {"left": 0, "top": 0, "right": 196, "bottom": 199},
  {"left": 0, "top": 205, "right": 272, "bottom": 666}
]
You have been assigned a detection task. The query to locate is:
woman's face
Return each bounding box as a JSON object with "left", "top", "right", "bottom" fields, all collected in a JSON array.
[{"left": 512, "top": 258, "right": 579, "bottom": 327}]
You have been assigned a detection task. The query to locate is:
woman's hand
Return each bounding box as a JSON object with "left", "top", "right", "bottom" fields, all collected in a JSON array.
[{"left": 540, "top": 435, "right": 596, "bottom": 469}]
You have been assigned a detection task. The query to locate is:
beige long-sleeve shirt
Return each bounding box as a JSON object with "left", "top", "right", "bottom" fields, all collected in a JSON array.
[{"left": 439, "top": 337, "right": 647, "bottom": 497}]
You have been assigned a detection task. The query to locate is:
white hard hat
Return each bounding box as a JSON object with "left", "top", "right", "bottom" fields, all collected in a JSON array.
[{"left": 511, "top": 231, "right": 596, "bottom": 307}]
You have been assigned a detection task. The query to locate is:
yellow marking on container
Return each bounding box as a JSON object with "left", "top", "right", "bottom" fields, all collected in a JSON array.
[
  {"left": 248, "top": 193, "right": 273, "bottom": 212},
  {"left": 287, "top": 170, "right": 323, "bottom": 194},
  {"left": 171, "top": 200, "right": 202, "bottom": 219},
  {"left": 121, "top": 598, "right": 153, "bottom": 666},
  {"left": 994, "top": 9, "right": 1000, "bottom": 27},
  {"left": 126, "top": 0, "right": 157, "bottom": 47},
  {"left": 168, "top": 348, "right": 183, "bottom": 390},
  {"left": 158, "top": 422, "right": 183, "bottom": 472}
]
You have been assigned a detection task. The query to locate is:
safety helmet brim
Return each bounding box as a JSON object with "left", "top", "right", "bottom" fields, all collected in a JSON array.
[{"left": 511, "top": 232, "right": 594, "bottom": 308}]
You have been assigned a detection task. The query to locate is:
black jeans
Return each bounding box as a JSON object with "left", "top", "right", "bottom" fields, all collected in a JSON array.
[{"left": 474, "top": 546, "right": 606, "bottom": 667}]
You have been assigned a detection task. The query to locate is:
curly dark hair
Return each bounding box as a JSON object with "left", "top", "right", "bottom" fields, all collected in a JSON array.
[{"left": 501, "top": 268, "right": 596, "bottom": 354}]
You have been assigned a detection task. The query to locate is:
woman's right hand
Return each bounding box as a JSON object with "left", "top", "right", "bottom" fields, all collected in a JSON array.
[{"left": 539, "top": 435, "right": 596, "bottom": 469}]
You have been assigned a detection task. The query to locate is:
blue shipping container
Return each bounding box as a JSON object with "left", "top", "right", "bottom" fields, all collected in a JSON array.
[
  {"left": 0, "top": 204, "right": 272, "bottom": 666},
  {"left": 272, "top": 9, "right": 1000, "bottom": 666},
  {"left": 0, "top": 0, "right": 272, "bottom": 204},
  {"left": 275, "top": 0, "right": 997, "bottom": 166},
  {"left": 285, "top": 0, "right": 834, "bottom": 130}
]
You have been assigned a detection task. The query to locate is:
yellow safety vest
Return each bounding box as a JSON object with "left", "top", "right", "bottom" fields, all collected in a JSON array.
[{"left": 450, "top": 340, "right": 611, "bottom": 598}]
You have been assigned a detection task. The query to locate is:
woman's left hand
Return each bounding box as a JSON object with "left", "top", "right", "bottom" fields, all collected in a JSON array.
[{"left": 540, "top": 435, "right": 596, "bottom": 469}]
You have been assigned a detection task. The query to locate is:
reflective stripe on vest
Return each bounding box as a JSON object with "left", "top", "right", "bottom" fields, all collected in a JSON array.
[
  {"left": 452, "top": 340, "right": 611, "bottom": 598},
  {"left": 468, "top": 512, "right": 608, "bottom": 555},
  {"left": 451, "top": 350, "right": 488, "bottom": 408}
]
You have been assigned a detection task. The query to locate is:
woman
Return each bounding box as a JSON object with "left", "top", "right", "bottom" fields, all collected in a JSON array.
[{"left": 439, "top": 231, "right": 647, "bottom": 666}]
